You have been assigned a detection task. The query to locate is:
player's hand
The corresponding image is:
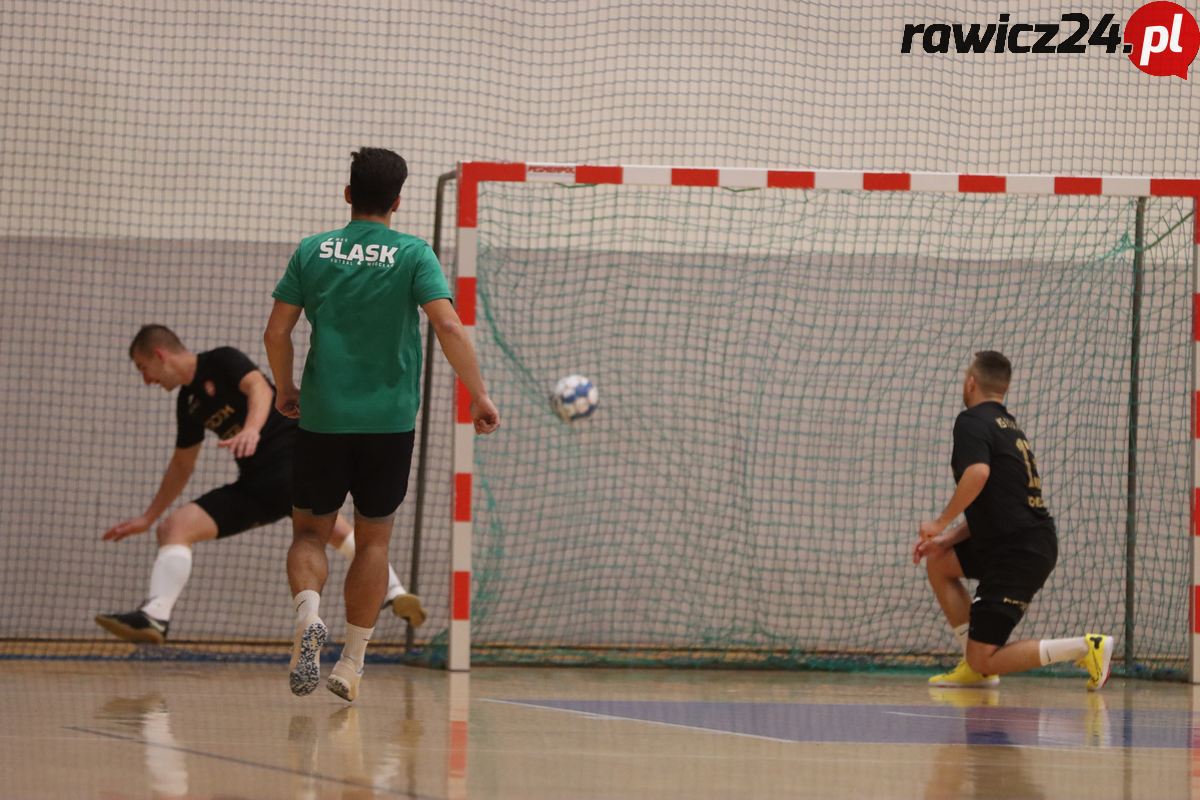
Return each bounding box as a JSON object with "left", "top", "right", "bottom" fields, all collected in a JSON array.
[
  {"left": 918, "top": 518, "right": 944, "bottom": 542},
  {"left": 276, "top": 385, "right": 300, "bottom": 419},
  {"left": 218, "top": 428, "right": 260, "bottom": 459},
  {"left": 912, "top": 521, "right": 958, "bottom": 564},
  {"left": 912, "top": 534, "right": 946, "bottom": 564},
  {"left": 471, "top": 395, "right": 500, "bottom": 435},
  {"left": 912, "top": 519, "right": 946, "bottom": 564},
  {"left": 103, "top": 515, "right": 153, "bottom": 542}
]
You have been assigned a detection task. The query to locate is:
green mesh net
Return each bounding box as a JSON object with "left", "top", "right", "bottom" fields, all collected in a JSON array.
[{"left": 445, "top": 181, "right": 1194, "bottom": 677}]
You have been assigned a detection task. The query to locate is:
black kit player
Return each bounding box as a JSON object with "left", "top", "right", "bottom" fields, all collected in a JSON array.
[
  {"left": 913, "top": 350, "right": 1113, "bottom": 690},
  {"left": 96, "top": 325, "right": 425, "bottom": 643}
]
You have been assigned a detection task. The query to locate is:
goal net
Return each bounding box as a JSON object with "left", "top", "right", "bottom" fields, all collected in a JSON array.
[{"left": 446, "top": 164, "right": 1197, "bottom": 676}]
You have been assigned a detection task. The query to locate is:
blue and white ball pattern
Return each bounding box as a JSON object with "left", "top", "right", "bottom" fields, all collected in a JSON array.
[{"left": 551, "top": 374, "right": 599, "bottom": 421}]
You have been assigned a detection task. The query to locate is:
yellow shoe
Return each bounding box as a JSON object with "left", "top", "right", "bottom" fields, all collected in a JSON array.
[
  {"left": 386, "top": 593, "right": 427, "bottom": 628},
  {"left": 1076, "top": 634, "right": 1113, "bottom": 692},
  {"left": 928, "top": 660, "right": 999, "bottom": 688}
]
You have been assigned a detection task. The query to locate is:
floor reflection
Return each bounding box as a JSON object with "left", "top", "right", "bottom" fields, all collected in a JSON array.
[
  {"left": 91, "top": 676, "right": 434, "bottom": 800},
  {"left": 9, "top": 664, "right": 1187, "bottom": 800},
  {"left": 96, "top": 693, "right": 188, "bottom": 798},
  {"left": 285, "top": 677, "right": 429, "bottom": 799}
]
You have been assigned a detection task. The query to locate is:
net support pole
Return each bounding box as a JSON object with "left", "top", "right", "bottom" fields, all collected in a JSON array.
[
  {"left": 449, "top": 163, "right": 480, "bottom": 671},
  {"left": 1125, "top": 197, "right": 1146, "bottom": 672},
  {"left": 407, "top": 170, "right": 459, "bottom": 655},
  {"left": 1192, "top": 196, "right": 1200, "bottom": 684}
]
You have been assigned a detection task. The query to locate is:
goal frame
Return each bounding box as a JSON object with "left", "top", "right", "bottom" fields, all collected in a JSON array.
[{"left": 449, "top": 161, "right": 1200, "bottom": 677}]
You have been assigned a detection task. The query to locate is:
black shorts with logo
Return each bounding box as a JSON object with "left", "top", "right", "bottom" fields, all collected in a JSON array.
[
  {"left": 954, "top": 523, "right": 1059, "bottom": 646},
  {"left": 292, "top": 429, "right": 415, "bottom": 518},
  {"left": 193, "top": 438, "right": 294, "bottom": 538}
]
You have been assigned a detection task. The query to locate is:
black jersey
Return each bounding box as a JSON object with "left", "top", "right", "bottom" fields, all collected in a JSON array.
[
  {"left": 951, "top": 401, "right": 1054, "bottom": 549},
  {"left": 175, "top": 347, "right": 296, "bottom": 470}
]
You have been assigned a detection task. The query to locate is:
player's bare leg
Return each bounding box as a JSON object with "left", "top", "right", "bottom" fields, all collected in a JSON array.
[
  {"left": 967, "top": 634, "right": 1114, "bottom": 690},
  {"left": 289, "top": 509, "right": 336, "bottom": 596},
  {"left": 965, "top": 639, "right": 1040, "bottom": 675},
  {"left": 95, "top": 503, "right": 217, "bottom": 644},
  {"left": 344, "top": 512, "right": 391, "bottom": 627},
  {"left": 288, "top": 509, "right": 337, "bottom": 696},
  {"left": 924, "top": 545, "right": 970, "bottom": 628},
  {"left": 328, "top": 515, "right": 425, "bottom": 628},
  {"left": 327, "top": 512, "right": 392, "bottom": 702},
  {"left": 924, "top": 545, "right": 998, "bottom": 688}
]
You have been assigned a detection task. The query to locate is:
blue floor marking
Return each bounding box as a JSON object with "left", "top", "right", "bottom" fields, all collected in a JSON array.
[{"left": 496, "top": 699, "right": 1197, "bottom": 749}]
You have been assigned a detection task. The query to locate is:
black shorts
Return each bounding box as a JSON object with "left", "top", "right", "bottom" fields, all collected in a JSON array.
[
  {"left": 193, "top": 446, "right": 294, "bottom": 538},
  {"left": 954, "top": 525, "right": 1058, "bottom": 646},
  {"left": 292, "top": 429, "right": 415, "bottom": 518}
]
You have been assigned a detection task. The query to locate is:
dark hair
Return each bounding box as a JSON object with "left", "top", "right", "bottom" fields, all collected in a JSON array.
[
  {"left": 971, "top": 350, "right": 1012, "bottom": 395},
  {"left": 349, "top": 148, "right": 408, "bottom": 215},
  {"left": 129, "top": 324, "right": 184, "bottom": 359}
]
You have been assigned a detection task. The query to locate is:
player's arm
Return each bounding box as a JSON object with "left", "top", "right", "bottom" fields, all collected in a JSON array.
[
  {"left": 941, "top": 519, "right": 970, "bottom": 545},
  {"left": 920, "top": 463, "right": 990, "bottom": 539},
  {"left": 217, "top": 370, "right": 274, "bottom": 458},
  {"left": 263, "top": 299, "right": 303, "bottom": 419},
  {"left": 913, "top": 457, "right": 988, "bottom": 565},
  {"left": 103, "top": 444, "right": 202, "bottom": 541},
  {"left": 917, "top": 413, "right": 992, "bottom": 549},
  {"left": 422, "top": 298, "right": 499, "bottom": 434}
]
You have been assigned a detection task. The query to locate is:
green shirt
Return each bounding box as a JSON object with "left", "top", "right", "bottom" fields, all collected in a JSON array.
[{"left": 272, "top": 220, "right": 452, "bottom": 433}]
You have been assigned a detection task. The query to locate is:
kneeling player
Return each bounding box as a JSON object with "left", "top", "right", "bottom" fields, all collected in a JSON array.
[{"left": 913, "top": 351, "right": 1112, "bottom": 690}]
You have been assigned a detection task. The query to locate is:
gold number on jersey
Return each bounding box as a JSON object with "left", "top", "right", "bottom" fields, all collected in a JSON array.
[{"left": 1015, "top": 438, "right": 1046, "bottom": 508}]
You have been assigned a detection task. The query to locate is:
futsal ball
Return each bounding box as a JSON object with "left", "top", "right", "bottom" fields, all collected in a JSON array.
[{"left": 551, "top": 374, "right": 599, "bottom": 421}]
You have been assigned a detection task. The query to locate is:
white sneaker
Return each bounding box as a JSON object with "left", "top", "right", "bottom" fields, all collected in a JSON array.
[
  {"left": 288, "top": 618, "right": 327, "bottom": 696},
  {"left": 327, "top": 658, "right": 364, "bottom": 702}
]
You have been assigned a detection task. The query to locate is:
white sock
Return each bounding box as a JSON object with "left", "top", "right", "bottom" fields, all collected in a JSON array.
[
  {"left": 140, "top": 545, "right": 193, "bottom": 621},
  {"left": 385, "top": 565, "right": 405, "bottom": 601},
  {"left": 1039, "top": 636, "right": 1089, "bottom": 666},
  {"left": 335, "top": 532, "right": 406, "bottom": 600},
  {"left": 953, "top": 623, "right": 969, "bottom": 658},
  {"left": 341, "top": 622, "right": 373, "bottom": 670},
  {"left": 293, "top": 589, "right": 321, "bottom": 625}
]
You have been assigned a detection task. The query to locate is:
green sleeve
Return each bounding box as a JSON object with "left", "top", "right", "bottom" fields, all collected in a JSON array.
[
  {"left": 412, "top": 245, "right": 452, "bottom": 305},
  {"left": 272, "top": 246, "right": 304, "bottom": 306}
]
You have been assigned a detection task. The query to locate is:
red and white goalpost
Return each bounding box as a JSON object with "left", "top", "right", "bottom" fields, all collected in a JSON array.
[{"left": 449, "top": 161, "right": 1200, "bottom": 677}]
